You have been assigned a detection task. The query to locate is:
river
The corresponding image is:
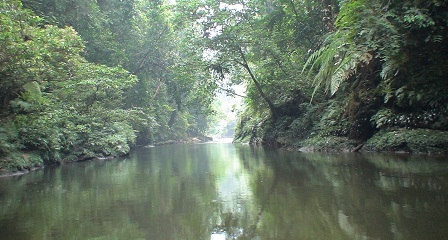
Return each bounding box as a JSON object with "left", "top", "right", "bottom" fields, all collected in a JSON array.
[{"left": 1, "top": 142, "right": 448, "bottom": 240}]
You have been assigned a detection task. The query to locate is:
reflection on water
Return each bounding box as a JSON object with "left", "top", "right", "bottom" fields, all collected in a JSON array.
[{"left": 1, "top": 143, "right": 448, "bottom": 240}]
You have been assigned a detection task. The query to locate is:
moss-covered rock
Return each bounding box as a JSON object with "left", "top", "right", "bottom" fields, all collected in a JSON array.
[{"left": 363, "top": 129, "right": 448, "bottom": 153}]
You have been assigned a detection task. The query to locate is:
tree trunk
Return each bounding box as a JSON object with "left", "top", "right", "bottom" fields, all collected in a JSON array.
[
  {"left": 321, "top": 0, "right": 338, "bottom": 31},
  {"left": 237, "top": 46, "right": 279, "bottom": 118}
]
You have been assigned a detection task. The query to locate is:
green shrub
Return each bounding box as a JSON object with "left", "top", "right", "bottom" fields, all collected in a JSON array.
[
  {"left": 0, "top": 151, "right": 43, "bottom": 172},
  {"left": 363, "top": 129, "right": 448, "bottom": 153},
  {"left": 310, "top": 100, "right": 349, "bottom": 137},
  {"left": 371, "top": 108, "right": 441, "bottom": 129},
  {"left": 288, "top": 103, "right": 323, "bottom": 140}
]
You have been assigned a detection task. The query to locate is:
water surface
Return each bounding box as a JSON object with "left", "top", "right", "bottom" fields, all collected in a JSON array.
[{"left": 1, "top": 143, "right": 448, "bottom": 239}]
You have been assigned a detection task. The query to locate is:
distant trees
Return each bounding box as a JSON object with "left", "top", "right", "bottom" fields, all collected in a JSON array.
[{"left": 20, "top": 0, "right": 218, "bottom": 143}]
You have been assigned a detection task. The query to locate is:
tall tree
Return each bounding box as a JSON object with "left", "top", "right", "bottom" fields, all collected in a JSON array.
[{"left": 174, "top": 0, "right": 328, "bottom": 118}]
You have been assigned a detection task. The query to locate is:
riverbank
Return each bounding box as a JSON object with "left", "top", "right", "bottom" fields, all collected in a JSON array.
[
  {"left": 0, "top": 136, "right": 214, "bottom": 177},
  {"left": 234, "top": 128, "right": 448, "bottom": 154},
  {"left": 149, "top": 136, "right": 214, "bottom": 146},
  {"left": 3, "top": 127, "right": 447, "bottom": 178},
  {"left": 0, "top": 152, "right": 118, "bottom": 177},
  {"left": 233, "top": 112, "right": 448, "bottom": 154}
]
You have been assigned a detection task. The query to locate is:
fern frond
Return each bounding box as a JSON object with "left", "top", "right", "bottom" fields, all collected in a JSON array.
[{"left": 302, "top": 29, "right": 364, "bottom": 100}]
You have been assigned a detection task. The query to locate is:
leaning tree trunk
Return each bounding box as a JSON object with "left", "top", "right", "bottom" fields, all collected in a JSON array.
[{"left": 237, "top": 46, "right": 279, "bottom": 119}]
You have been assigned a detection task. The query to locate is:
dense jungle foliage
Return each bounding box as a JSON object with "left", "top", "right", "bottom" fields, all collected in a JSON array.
[
  {"left": 0, "top": 0, "right": 216, "bottom": 172},
  {"left": 1, "top": 0, "right": 447, "bottom": 173},
  {"left": 228, "top": 0, "right": 448, "bottom": 153}
]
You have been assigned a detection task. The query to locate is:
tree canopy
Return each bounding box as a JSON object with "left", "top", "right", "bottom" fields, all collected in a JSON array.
[{"left": 0, "top": 0, "right": 218, "bottom": 171}]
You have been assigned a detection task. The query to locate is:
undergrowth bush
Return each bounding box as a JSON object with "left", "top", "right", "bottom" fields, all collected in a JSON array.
[{"left": 363, "top": 129, "right": 448, "bottom": 153}]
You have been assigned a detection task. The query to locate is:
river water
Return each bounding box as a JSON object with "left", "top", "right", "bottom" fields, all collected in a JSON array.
[{"left": 1, "top": 142, "right": 448, "bottom": 240}]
